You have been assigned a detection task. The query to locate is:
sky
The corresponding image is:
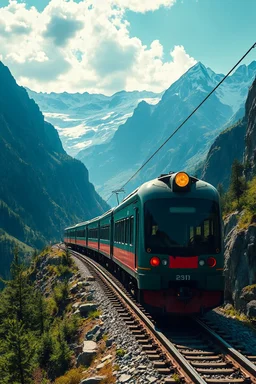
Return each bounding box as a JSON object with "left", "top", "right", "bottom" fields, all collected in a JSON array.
[{"left": 0, "top": 0, "right": 255, "bottom": 95}]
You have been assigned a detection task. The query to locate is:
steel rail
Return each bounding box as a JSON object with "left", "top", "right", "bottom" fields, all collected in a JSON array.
[
  {"left": 70, "top": 249, "right": 208, "bottom": 384},
  {"left": 194, "top": 317, "right": 256, "bottom": 382}
]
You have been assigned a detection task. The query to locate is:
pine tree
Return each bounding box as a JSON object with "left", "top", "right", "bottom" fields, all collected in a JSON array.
[
  {"left": 229, "top": 159, "right": 246, "bottom": 206},
  {"left": 0, "top": 319, "right": 36, "bottom": 384}
]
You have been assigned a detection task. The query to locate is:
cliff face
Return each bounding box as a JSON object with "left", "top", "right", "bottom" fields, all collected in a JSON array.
[
  {"left": 224, "top": 215, "right": 256, "bottom": 317},
  {"left": 218, "top": 78, "right": 256, "bottom": 317},
  {"left": 201, "top": 77, "right": 256, "bottom": 190},
  {"left": 244, "top": 78, "right": 256, "bottom": 178},
  {"left": 0, "top": 62, "right": 109, "bottom": 275},
  {"left": 201, "top": 120, "right": 246, "bottom": 189}
]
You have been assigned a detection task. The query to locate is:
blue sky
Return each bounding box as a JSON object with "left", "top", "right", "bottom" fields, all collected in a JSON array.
[
  {"left": 0, "top": 0, "right": 255, "bottom": 93},
  {"left": 127, "top": 0, "right": 256, "bottom": 74}
]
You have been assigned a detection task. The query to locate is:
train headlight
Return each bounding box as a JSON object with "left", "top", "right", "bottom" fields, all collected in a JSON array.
[
  {"left": 175, "top": 172, "right": 190, "bottom": 188},
  {"left": 162, "top": 259, "right": 168, "bottom": 266},
  {"left": 199, "top": 260, "right": 205, "bottom": 266},
  {"left": 207, "top": 257, "right": 217, "bottom": 267},
  {"left": 150, "top": 257, "right": 160, "bottom": 267}
]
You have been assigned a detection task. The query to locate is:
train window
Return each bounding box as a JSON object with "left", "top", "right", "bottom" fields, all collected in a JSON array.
[
  {"left": 100, "top": 225, "right": 110, "bottom": 240},
  {"left": 124, "top": 220, "right": 126, "bottom": 243},
  {"left": 126, "top": 219, "right": 130, "bottom": 244},
  {"left": 122, "top": 220, "right": 125, "bottom": 243},
  {"left": 196, "top": 227, "right": 201, "bottom": 235},
  {"left": 89, "top": 228, "right": 98, "bottom": 239},
  {"left": 130, "top": 216, "right": 134, "bottom": 245},
  {"left": 144, "top": 199, "right": 221, "bottom": 255},
  {"left": 76, "top": 229, "right": 85, "bottom": 237}
]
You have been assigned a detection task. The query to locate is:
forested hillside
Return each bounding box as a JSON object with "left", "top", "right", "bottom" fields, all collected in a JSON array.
[{"left": 0, "top": 62, "right": 109, "bottom": 277}]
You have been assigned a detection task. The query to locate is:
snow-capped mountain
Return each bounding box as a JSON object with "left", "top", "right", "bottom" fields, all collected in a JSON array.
[
  {"left": 76, "top": 61, "right": 256, "bottom": 201},
  {"left": 26, "top": 89, "right": 162, "bottom": 156}
]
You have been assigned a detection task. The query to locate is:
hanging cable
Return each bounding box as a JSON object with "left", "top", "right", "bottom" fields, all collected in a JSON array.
[{"left": 106, "top": 42, "right": 256, "bottom": 203}]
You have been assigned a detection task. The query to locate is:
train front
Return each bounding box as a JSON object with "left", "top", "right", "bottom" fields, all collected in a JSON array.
[{"left": 138, "top": 172, "right": 224, "bottom": 315}]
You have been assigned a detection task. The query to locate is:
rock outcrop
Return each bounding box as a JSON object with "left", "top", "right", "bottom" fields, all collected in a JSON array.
[
  {"left": 244, "top": 77, "right": 256, "bottom": 177},
  {"left": 201, "top": 120, "right": 246, "bottom": 189},
  {"left": 224, "top": 214, "right": 256, "bottom": 315}
]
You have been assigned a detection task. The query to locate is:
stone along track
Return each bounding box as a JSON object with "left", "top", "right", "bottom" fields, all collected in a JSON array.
[{"left": 67, "top": 247, "right": 256, "bottom": 384}]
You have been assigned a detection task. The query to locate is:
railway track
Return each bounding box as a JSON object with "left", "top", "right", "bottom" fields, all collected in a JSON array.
[{"left": 64, "top": 246, "right": 256, "bottom": 384}]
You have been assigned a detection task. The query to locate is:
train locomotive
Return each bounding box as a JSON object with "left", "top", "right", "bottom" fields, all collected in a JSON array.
[{"left": 64, "top": 172, "right": 224, "bottom": 314}]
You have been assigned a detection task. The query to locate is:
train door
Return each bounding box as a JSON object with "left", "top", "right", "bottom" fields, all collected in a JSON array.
[
  {"left": 86, "top": 226, "right": 88, "bottom": 246},
  {"left": 135, "top": 208, "right": 139, "bottom": 269}
]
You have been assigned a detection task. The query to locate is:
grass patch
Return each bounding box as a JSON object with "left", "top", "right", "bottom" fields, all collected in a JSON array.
[
  {"left": 116, "top": 348, "right": 126, "bottom": 357},
  {"left": 88, "top": 310, "right": 101, "bottom": 319},
  {"left": 243, "top": 284, "right": 256, "bottom": 293},
  {"left": 172, "top": 373, "right": 181, "bottom": 383},
  {"left": 221, "top": 305, "right": 256, "bottom": 327}
]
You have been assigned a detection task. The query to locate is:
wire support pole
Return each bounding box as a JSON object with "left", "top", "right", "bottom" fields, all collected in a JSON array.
[{"left": 107, "top": 42, "right": 256, "bottom": 203}]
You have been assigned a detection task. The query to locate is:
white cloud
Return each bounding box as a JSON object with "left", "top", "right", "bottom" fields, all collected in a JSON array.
[
  {"left": 112, "top": 0, "right": 176, "bottom": 13},
  {"left": 0, "top": 0, "right": 196, "bottom": 94}
]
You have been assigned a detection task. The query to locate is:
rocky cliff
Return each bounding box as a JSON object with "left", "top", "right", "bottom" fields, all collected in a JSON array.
[
  {"left": 218, "top": 78, "right": 256, "bottom": 318},
  {"left": 224, "top": 214, "right": 256, "bottom": 317},
  {"left": 244, "top": 77, "right": 256, "bottom": 178},
  {"left": 201, "top": 120, "right": 246, "bottom": 189},
  {"left": 0, "top": 62, "right": 109, "bottom": 276}
]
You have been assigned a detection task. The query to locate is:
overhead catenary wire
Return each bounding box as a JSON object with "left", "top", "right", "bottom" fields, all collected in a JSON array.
[{"left": 106, "top": 42, "right": 256, "bottom": 203}]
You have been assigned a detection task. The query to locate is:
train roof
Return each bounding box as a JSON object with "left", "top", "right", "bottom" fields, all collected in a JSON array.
[
  {"left": 64, "top": 208, "right": 115, "bottom": 230},
  {"left": 64, "top": 172, "right": 219, "bottom": 231},
  {"left": 115, "top": 172, "right": 219, "bottom": 210}
]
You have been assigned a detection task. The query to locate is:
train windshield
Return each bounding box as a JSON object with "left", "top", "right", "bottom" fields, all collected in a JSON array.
[{"left": 144, "top": 198, "right": 221, "bottom": 255}]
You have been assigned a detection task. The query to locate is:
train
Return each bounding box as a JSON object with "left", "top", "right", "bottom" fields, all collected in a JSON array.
[{"left": 64, "top": 171, "right": 224, "bottom": 315}]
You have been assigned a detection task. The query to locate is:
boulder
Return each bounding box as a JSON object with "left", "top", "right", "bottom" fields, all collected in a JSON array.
[
  {"left": 96, "top": 362, "right": 106, "bottom": 370},
  {"left": 80, "top": 376, "right": 106, "bottom": 384},
  {"left": 106, "top": 338, "right": 114, "bottom": 347},
  {"left": 87, "top": 276, "right": 95, "bottom": 282},
  {"left": 240, "top": 285, "right": 256, "bottom": 302},
  {"left": 101, "top": 354, "right": 112, "bottom": 362},
  {"left": 85, "top": 325, "right": 100, "bottom": 339},
  {"left": 71, "top": 281, "right": 88, "bottom": 294},
  {"left": 119, "top": 374, "right": 132, "bottom": 383},
  {"left": 94, "top": 329, "right": 104, "bottom": 342},
  {"left": 72, "top": 302, "right": 80, "bottom": 310},
  {"left": 79, "top": 303, "right": 98, "bottom": 316},
  {"left": 246, "top": 300, "right": 256, "bottom": 318},
  {"left": 77, "top": 341, "right": 97, "bottom": 367}
]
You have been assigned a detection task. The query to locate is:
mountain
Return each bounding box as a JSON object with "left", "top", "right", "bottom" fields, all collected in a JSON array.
[
  {"left": 26, "top": 88, "right": 162, "bottom": 157},
  {"left": 201, "top": 120, "right": 246, "bottom": 189},
  {"left": 202, "top": 75, "right": 256, "bottom": 189},
  {"left": 0, "top": 62, "right": 109, "bottom": 277},
  {"left": 76, "top": 61, "right": 256, "bottom": 200}
]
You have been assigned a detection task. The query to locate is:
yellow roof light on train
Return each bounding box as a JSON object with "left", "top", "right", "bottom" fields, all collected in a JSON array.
[{"left": 175, "top": 172, "right": 190, "bottom": 188}]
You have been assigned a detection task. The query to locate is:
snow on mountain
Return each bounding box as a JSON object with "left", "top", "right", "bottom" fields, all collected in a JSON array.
[
  {"left": 26, "top": 89, "right": 163, "bottom": 157},
  {"left": 76, "top": 61, "right": 256, "bottom": 201}
]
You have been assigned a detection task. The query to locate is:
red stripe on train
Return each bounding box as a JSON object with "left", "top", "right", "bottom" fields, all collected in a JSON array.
[
  {"left": 169, "top": 256, "right": 198, "bottom": 269},
  {"left": 99, "top": 242, "right": 110, "bottom": 255},
  {"left": 113, "top": 246, "right": 136, "bottom": 272},
  {"left": 88, "top": 240, "right": 98, "bottom": 250},
  {"left": 76, "top": 239, "right": 86, "bottom": 245}
]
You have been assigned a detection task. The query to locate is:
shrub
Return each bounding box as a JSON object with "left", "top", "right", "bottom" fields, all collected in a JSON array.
[
  {"left": 54, "top": 368, "right": 83, "bottom": 384},
  {"left": 88, "top": 310, "right": 101, "bottom": 319},
  {"left": 116, "top": 348, "right": 126, "bottom": 357}
]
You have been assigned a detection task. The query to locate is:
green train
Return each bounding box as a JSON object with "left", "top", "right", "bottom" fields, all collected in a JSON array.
[{"left": 64, "top": 172, "right": 224, "bottom": 314}]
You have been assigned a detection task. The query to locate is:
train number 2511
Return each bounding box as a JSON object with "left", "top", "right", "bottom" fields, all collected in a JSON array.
[{"left": 176, "top": 275, "right": 191, "bottom": 280}]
